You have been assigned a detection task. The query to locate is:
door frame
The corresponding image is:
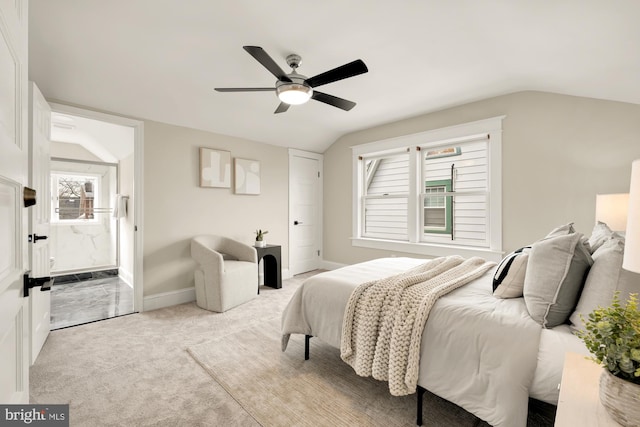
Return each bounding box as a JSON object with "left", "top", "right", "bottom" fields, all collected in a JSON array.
[
  {"left": 288, "top": 148, "right": 323, "bottom": 276},
  {"left": 48, "top": 103, "right": 145, "bottom": 313}
]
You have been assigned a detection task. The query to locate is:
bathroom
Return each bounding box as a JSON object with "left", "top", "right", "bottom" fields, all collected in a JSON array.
[{"left": 48, "top": 110, "right": 137, "bottom": 329}]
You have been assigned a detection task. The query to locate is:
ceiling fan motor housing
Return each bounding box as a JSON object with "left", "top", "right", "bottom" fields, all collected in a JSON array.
[{"left": 276, "top": 72, "right": 313, "bottom": 105}]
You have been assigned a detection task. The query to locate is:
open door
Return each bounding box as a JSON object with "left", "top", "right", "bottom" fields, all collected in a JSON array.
[
  {"left": 0, "top": 0, "right": 30, "bottom": 403},
  {"left": 28, "top": 82, "right": 52, "bottom": 365}
]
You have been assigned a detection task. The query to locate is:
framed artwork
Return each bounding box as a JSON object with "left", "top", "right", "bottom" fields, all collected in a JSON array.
[
  {"left": 200, "top": 148, "right": 231, "bottom": 188},
  {"left": 234, "top": 158, "right": 260, "bottom": 195}
]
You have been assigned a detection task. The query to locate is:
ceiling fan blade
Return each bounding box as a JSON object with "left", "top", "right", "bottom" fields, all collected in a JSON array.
[
  {"left": 311, "top": 91, "right": 356, "bottom": 111},
  {"left": 215, "top": 87, "right": 275, "bottom": 92},
  {"left": 274, "top": 102, "right": 290, "bottom": 114},
  {"left": 305, "top": 59, "right": 368, "bottom": 88},
  {"left": 243, "top": 46, "right": 292, "bottom": 82}
]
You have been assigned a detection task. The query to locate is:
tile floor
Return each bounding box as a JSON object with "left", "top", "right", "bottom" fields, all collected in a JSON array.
[{"left": 50, "top": 273, "right": 135, "bottom": 330}]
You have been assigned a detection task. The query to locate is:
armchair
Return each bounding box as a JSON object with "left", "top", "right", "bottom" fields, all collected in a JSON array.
[{"left": 190, "top": 235, "right": 258, "bottom": 312}]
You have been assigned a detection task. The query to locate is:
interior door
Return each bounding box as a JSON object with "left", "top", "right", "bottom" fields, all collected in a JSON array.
[
  {"left": 28, "top": 82, "right": 51, "bottom": 365},
  {"left": 0, "top": 0, "right": 30, "bottom": 404},
  {"left": 289, "top": 151, "right": 322, "bottom": 275}
]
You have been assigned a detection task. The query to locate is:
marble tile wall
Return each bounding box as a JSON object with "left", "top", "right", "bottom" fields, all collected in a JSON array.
[{"left": 50, "top": 219, "right": 117, "bottom": 273}]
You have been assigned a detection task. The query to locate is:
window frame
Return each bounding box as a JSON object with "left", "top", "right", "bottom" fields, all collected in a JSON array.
[{"left": 351, "top": 116, "right": 504, "bottom": 262}]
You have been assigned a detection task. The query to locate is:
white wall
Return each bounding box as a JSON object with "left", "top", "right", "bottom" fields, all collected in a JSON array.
[
  {"left": 323, "top": 91, "right": 640, "bottom": 265},
  {"left": 143, "top": 120, "right": 289, "bottom": 296},
  {"left": 51, "top": 141, "right": 102, "bottom": 162}
]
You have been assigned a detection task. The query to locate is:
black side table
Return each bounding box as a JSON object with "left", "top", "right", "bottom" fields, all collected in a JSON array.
[{"left": 255, "top": 244, "right": 282, "bottom": 293}]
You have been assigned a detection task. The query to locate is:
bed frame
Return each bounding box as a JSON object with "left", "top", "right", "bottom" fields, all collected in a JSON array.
[{"left": 304, "top": 334, "right": 427, "bottom": 426}]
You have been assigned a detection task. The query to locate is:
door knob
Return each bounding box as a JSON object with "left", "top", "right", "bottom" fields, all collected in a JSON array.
[
  {"left": 23, "top": 272, "right": 53, "bottom": 297},
  {"left": 294, "top": 221, "right": 303, "bottom": 225},
  {"left": 29, "top": 233, "right": 48, "bottom": 243}
]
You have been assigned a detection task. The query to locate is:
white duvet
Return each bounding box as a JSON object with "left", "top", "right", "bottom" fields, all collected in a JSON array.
[{"left": 282, "top": 257, "right": 588, "bottom": 426}]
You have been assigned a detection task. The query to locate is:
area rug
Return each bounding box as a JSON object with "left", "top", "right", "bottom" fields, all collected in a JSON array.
[{"left": 186, "top": 318, "right": 481, "bottom": 427}]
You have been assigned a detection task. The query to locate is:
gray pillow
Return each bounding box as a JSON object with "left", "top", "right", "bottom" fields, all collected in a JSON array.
[
  {"left": 545, "top": 222, "right": 576, "bottom": 238},
  {"left": 523, "top": 232, "right": 593, "bottom": 328},
  {"left": 569, "top": 237, "right": 640, "bottom": 333}
]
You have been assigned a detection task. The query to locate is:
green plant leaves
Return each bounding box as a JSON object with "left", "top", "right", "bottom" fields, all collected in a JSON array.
[{"left": 578, "top": 292, "right": 640, "bottom": 384}]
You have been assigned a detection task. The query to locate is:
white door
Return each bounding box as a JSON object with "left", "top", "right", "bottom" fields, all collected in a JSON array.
[
  {"left": 0, "top": 0, "right": 30, "bottom": 404},
  {"left": 289, "top": 150, "right": 323, "bottom": 275},
  {"left": 28, "top": 82, "right": 51, "bottom": 365}
]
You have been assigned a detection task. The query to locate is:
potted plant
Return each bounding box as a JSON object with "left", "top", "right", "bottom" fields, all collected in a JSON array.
[
  {"left": 255, "top": 229, "right": 268, "bottom": 247},
  {"left": 578, "top": 292, "right": 640, "bottom": 426}
]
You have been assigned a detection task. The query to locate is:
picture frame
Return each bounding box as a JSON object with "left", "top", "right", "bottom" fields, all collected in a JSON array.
[
  {"left": 199, "top": 147, "right": 231, "bottom": 188},
  {"left": 234, "top": 158, "right": 260, "bottom": 195}
]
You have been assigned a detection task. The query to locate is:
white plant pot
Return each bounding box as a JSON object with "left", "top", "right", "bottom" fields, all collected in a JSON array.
[
  {"left": 599, "top": 369, "right": 640, "bottom": 427},
  {"left": 255, "top": 240, "right": 266, "bottom": 248}
]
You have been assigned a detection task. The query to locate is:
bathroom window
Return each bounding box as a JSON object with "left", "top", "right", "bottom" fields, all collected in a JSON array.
[{"left": 51, "top": 173, "right": 100, "bottom": 222}]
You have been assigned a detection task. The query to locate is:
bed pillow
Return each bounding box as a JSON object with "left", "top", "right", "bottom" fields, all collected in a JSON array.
[
  {"left": 569, "top": 237, "right": 640, "bottom": 333},
  {"left": 493, "top": 247, "right": 531, "bottom": 298},
  {"left": 523, "top": 232, "right": 593, "bottom": 328},
  {"left": 587, "top": 221, "right": 624, "bottom": 254},
  {"left": 545, "top": 222, "right": 576, "bottom": 238}
]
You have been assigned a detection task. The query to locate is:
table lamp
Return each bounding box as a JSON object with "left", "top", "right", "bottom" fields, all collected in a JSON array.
[
  {"left": 595, "top": 193, "right": 629, "bottom": 232},
  {"left": 622, "top": 159, "right": 640, "bottom": 273}
]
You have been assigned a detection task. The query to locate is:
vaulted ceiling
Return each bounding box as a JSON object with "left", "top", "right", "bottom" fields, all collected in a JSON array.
[{"left": 29, "top": 1, "right": 640, "bottom": 153}]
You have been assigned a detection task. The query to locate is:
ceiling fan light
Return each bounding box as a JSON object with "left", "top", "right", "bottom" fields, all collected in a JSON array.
[{"left": 276, "top": 83, "right": 313, "bottom": 105}]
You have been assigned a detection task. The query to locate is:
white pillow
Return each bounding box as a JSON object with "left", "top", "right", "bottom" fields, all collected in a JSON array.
[
  {"left": 493, "top": 247, "right": 530, "bottom": 298},
  {"left": 588, "top": 221, "right": 624, "bottom": 254},
  {"left": 523, "top": 233, "right": 593, "bottom": 328}
]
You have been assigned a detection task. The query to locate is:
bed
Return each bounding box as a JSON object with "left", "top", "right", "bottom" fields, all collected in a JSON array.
[
  {"left": 281, "top": 222, "right": 639, "bottom": 426},
  {"left": 281, "top": 256, "right": 592, "bottom": 426}
]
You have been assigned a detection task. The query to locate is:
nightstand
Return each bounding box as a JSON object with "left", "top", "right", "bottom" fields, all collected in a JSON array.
[
  {"left": 555, "top": 352, "right": 620, "bottom": 426},
  {"left": 254, "top": 244, "right": 282, "bottom": 292}
]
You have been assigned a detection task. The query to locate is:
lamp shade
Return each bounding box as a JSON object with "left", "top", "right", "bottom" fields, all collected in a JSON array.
[
  {"left": 622, "top": 159, "right": 640, "bottom": 273},
  {"left": 595, "top": 193, "right": 629, "bottom": 232},
  {"left": 276, "top": 83, "right": 312, "bottom": 105}
]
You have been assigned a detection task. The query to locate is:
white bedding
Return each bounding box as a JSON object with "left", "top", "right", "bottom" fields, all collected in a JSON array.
[{"left": 282, "top": 257, "right": 588, "bottom": 426}]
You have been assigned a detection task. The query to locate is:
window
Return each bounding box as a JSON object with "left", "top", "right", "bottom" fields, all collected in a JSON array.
[
  {"left": 352, "top": 117, "right": 503, "bottom": 261},
  {"left": 423, "top": 179, "right": 452, "bottom": 234},
  {"left": 51, "top": 173, "right": 100, "bottom": 222},
  {"left": 361, "top": 152, "right": 409, "bottom": 240}
]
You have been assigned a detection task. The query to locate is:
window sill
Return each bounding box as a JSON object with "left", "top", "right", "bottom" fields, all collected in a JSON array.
[{"left": 351, "top": 238, "right": 503, "bottom": 262}]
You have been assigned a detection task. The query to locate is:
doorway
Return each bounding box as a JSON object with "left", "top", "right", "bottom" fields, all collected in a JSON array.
[{"left": 48, "top": 104, "right": 144, "bottom": 328}]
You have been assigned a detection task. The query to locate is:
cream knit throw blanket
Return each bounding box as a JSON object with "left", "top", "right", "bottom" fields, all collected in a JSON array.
[{"left": 340, "top": 255, "right": 496, "bottom": 396}]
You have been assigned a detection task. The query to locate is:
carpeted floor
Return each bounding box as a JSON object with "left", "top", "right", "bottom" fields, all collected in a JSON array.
[{"left": 30, "top": 271, "right": 555, "bottom": 426}]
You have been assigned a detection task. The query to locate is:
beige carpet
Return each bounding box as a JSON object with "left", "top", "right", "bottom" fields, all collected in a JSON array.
[
  {"left": 187, "top": 319, "right": 481, "bottom": 427},
  {"left": 30, "top": 271, "right": 554, "bottom": 426}
]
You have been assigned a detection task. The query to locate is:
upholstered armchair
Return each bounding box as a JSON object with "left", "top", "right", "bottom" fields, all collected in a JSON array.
[{"left": 190, "top": 235, "right": 258, "bottom": 312}]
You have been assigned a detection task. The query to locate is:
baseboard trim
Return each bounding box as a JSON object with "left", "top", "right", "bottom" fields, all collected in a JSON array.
[
  {"left": 320, "top": 260, "right": 347, "bottom": 271},
  {"left": 119, "top": 268, "right": 133, "bottom": 288},
  {"left": 144, "top": 268, "right": 292, "bottom": 311},
  {"left": 143, "top": 287, "right": 195, "bottom": 312}
]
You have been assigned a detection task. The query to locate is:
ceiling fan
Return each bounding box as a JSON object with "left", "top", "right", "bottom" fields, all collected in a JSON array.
[{"left": 215, "top": 46, "right": 368, "bottom": 114}]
